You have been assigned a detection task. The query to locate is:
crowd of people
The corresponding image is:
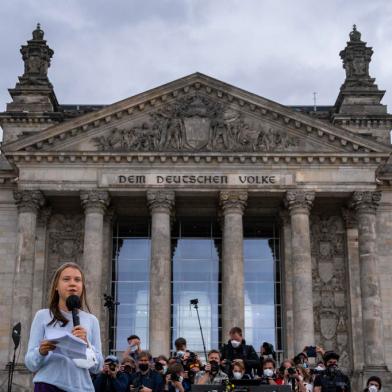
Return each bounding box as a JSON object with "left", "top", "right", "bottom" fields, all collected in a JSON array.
[{"left": 92, "top": 327, "right": 383, "bottom": 392}]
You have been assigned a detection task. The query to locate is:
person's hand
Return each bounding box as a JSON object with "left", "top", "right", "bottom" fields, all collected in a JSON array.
[
  {"left": 39, "top": 340, "right": 57, "bottom": 356},
  {"left": 108, "top": 365, "right": 119, "bottom": 378},
  {"left": 72, "top": 325, "right": 87, "bottom": 342},
  {"left": 140, "top": 387, "right": 152, "bottom": 392},
  {"left": 268, "top": 378, "right": 277, "bottom": 385},
  {"left": 316, "top": 346, "right": 325, "bottom": 355},
  {"left": 204, "top": 363, "right": 211, "bottom": 373}
]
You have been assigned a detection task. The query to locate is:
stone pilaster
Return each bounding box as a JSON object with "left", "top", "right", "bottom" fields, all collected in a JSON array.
[
  {"left": 350, "top": 191, "right": 386, "bottom": 370},
  {"left": 147, "top": 190, "right": 175, "bottom": 356},
  {"left": 219, "top": 191, "right": 247, "bottom": 338},
  {"left": 342, "top": 208, "right": 364, "bottom": 380},
  {"left": 280, "top": 210, "right": 294, "bottom": 359},
  {"left": 12, "top": 190, "right": 45, "bottom": 358},
  {"left": 285, "top": 190, "right": 315, "bottom": 354},
  {"left": 80, "top": 190, "right": 110, "bottom": 322}
]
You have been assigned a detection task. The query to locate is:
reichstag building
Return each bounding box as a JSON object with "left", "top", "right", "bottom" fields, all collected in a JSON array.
[{"left": 0, "top": 24, "right": 391, "bottom": 390}]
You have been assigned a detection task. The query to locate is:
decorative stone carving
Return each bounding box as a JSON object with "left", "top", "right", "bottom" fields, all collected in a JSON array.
[
  {"left": 80, "top": 190, "right": 110, "bottom": 214},
  {"left": 311, "top": 215, "right": 351, "bottom": 372},
  {"left": 14, "top": 190, "right": 45, "bottom": 213},
  {"left": 219, "top": 191, "right": 248, "bottom": 214},
  {"left": 340, "top": 25, "right": 374, "bottom": 88},
  {"left": 47, "top": 214, "right": 84, "bottom": 283},
  {"left": 19, "top": 24, "right": 54, "bottom": 87},
  {"left": 285, "top": 190, "right": 314, "bottom": 212},
  {"left": 93, "top": 94, "right": 300, "bottom": 153},
  {"left": 146, "top": 190, "right": 175, "bottom": 213},
  {"left": 349, "top": 191, "right": 381, "bottom": 213}
]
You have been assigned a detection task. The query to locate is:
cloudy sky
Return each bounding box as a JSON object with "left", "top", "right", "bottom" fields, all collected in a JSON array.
[{"left": 1, "top": 0, "right": 392, "bottom": 141}]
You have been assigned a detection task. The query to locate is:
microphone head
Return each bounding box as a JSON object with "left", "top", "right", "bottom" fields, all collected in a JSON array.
[{"left": 66, "top": 294, "right": 81, "bottom": 311}]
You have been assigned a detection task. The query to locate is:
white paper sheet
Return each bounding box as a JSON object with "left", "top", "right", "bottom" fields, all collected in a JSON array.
[{"left": 45, "top": 330, "right": 87, "bottom": 360}]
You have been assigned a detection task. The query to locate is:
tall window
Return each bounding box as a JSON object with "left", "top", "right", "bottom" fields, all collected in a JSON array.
[
  {"left": 112, "top": 220, "right": 151, "bottom": 353},
  {"left": 111, "top": 217, "right": 281, "bottom": 354},
  {"left": 243, "top": 219, "right": 282, "bottom": 353},
  {"left": 171, "top": 219, "right": 221, "bottom": 353}
]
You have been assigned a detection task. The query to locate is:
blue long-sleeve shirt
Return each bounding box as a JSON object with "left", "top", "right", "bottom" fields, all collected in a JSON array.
[{"left": 25, "top": 308, "right": 104, "bottom": 392}]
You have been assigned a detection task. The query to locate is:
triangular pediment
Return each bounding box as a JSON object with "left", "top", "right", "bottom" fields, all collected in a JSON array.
[{"left": 2, "top": 73, "right": 391, "bottom": 155}]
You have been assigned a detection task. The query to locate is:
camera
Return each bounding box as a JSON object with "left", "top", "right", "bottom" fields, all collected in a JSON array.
[
  {"left": 171, "top": 372, "right": 181, "bottom": 382},
  {"left": 287, "top": 367, "right": 297, "bottom": 377},
  {"left": 305, "top": 346, "right": 317, "bottom": 358},
  {"left": 155, "top": 361, "right": 164, "bottom": 371}
]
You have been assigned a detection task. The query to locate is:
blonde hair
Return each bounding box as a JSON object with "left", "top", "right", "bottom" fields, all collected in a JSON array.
[{"left": 47, "top": 262, "right": 91, "bottom": 326}]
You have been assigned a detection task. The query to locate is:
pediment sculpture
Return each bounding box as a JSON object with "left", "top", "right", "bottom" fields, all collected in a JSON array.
[{"left": 93, "top": 94, "right": 300, "bottom": 153}]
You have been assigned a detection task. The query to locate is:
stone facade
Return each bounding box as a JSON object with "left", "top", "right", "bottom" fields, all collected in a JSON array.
[{"left": 0, "top": 25, "right": 392, "bottom": 391}]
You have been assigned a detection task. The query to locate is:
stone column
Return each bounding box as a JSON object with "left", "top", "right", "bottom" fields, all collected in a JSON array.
[
  {"left": 81, "top": 190, "right": 110, "bottom": 323},
  {"left": 147, "top": 190, "right": 175, "bottom": 357},
  {"left": 12, "top": 190, "right": 45, "bottom": 357},
  {"left": 280, "top": 210, "right": 295, "bottom": 359},
  {"left": 219, "top": 191, "right": 247, "bottom": 339},
  {"left": 350, "top": 191, "right": 386, "bottom": 369},
  {"left": 285, "top": 190, "right": 315, "bottom": 354}
]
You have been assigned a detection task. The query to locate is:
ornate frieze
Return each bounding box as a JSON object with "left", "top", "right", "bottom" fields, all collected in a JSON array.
[
  {"left": 93, "top": 94, "right": 300, "bottom": 153},
  {"left": 219, "top": 191, "right": 248, "bottom": 214},
  {"left": 146, "top": 190, "right": 175, "bottom": 213},
  {"left": 311, "top": 215, "right": 350, "bottom": 371},
  {"left": 80, "top": 190, "right": 110, "bottom": 214},
  {"left": 285, "top": 190, "right": 315, "bottom": 213},
  {"left": 349, "top": 191, "right": 381, "bottom": 214},
  {"left": 13, "top": 190, "right": 45, "bottom": 213}
]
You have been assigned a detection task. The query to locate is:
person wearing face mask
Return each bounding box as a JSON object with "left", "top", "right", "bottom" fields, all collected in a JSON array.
[
  {"left": 231, "top": 360, "right": 252, "bottom": 380},
  {"left": 363, "top": 376, "right": 382, "bottom": 392},
  {"left": 168, "top": 363, "right": 190, "bottom": 392},
  {"left": 258, "top": 358, "right": 277, "bottom": 385},
  {"left": 129, "top": 351, "right": 164, "bottom": 392},
  {"left": 313, "top": 351, "right": 350, "bottom": 392},
  {"left": 195, "top": 350, "right": 229, "bottom": 385},
  {"left": 220, "top": 327, "right": 259, "bottom": 376},
  {"left": 123, "top": 335, "right": 142, "bottom": 362}
]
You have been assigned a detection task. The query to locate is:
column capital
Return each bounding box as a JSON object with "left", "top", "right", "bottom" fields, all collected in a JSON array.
[
  {"left": 219, "top": 191, "right": 247, "bottom": 214},
  {"left": 285, "top": 190, "right": 315, "bottom": 214},
  {"left": 350, "top": 191, "right": 381, "bottom": 214},
  {"left": 147, "top": 190, "right": 175, "bottom": 214},
  {"left": 342, "top": 207, "right": 358, "bottom": 228},
  {"left": 80, "top": 190, "right": 110, "bottom": 214},
  {"left": 13, "top": 190, "right": 45, "bottom": 213}
]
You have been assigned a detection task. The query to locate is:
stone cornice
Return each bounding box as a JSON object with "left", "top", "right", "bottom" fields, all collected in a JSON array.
[
  {"left": 3, "top": 151, "right": 389, "bottom": 166},
  {"left": 2, "top": 73, "right": 391, "bottom": 154}
]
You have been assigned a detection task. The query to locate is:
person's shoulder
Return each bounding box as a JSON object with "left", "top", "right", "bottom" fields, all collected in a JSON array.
[
  {"left": 34, "top": 308, "right": 51, "bottom": 320},
  {"left": 80, "top": 310, "right": 99, "bottom": 323}
]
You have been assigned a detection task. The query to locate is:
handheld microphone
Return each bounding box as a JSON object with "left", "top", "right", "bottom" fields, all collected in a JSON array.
[{"left": 66, "top": 295, "right": 81, "bottom": 326}]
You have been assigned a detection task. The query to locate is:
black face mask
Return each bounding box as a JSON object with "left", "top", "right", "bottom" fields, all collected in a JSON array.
[{"left": 139, "top": 363, "right": 149, "bottom": 372}]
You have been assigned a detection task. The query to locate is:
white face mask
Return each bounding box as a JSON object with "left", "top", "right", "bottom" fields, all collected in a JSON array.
[
  {"left": 233, "top": 372, "right": 242, "bottom": 380},
  {"left": 163, "top": 366, "right": 168, "bottom": 373},
  {"left": 315, "top": 366, "right": 324, "bottom": 371},
  {"left": 178, "top": 376, "right": 184, "bottom": 383},
  {"left": 263, "top": 369, "right": 274, "bottom": 378},
  {"left": 177, "top": 351, "right": 185, "bottom": 357},
  {"left": 368, "top": 386, "right": 378, "bottom": 392},
  {"left": 231, "top": 340, "right": 241, "bottom": 348}
]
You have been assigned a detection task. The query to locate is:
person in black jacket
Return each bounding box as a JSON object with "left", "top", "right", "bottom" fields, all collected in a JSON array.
[
  {"left": 220, "top": 327, "right": 259, "bottom": 376},
  {"left": 93, "top": 355, "right": 129, "bottom": 392}
]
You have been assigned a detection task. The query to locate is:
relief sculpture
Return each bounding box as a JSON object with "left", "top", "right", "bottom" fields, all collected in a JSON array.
[
  {"left": 311, "top": 215, "right": 351, "bottom": 372},
  {"left": 94, "top": 94, "right": 300, "bottom": 152}
]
